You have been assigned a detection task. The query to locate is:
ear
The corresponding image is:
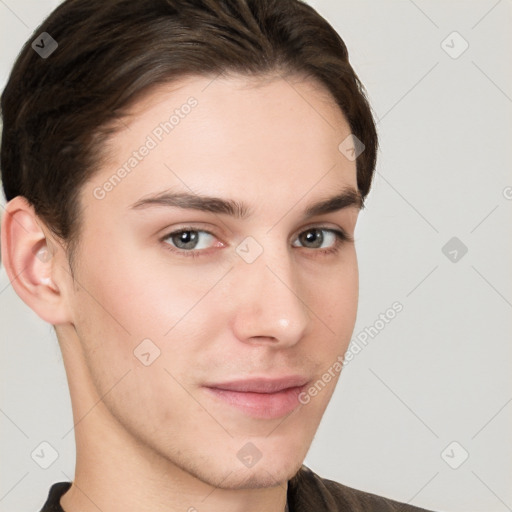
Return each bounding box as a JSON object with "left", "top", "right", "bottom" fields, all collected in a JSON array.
[{"left": 1, "top": 196, "right": 73, "bottom": 325}]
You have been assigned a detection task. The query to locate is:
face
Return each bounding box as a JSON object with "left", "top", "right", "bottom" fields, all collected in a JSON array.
[{"left": 65, "top": 73, "right": 360, "bottom": 489}]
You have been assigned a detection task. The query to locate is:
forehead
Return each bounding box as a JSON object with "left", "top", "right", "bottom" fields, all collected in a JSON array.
[{"left": 83, "top": 73, "right": 357, "bottom": 219}]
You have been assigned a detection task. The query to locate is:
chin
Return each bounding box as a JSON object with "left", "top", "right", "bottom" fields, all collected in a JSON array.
[
  {"left": 227, "top": 450, "right": 305, "bottom": 490},
  {"left": 218, "top": 460, "right": 304, "bottom": 490},
  {"left": 183, "top": 451, "right": 305, "bottom": 490}
]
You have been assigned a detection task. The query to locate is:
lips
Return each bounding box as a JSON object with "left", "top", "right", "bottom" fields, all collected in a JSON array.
[
  {"left": 206, "top": 376, "right": 309, "bottom": 393},
  {"left": 203, "top": 376, "right": 309, "bottom": 419}
]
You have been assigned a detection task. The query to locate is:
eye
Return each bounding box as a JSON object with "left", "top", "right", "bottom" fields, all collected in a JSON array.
[
  {"left": 162, "top": 228, "right": 219, "bottom": 256},
  {"left": 292, "top": 227, "right": 350, "bottom": 254}
]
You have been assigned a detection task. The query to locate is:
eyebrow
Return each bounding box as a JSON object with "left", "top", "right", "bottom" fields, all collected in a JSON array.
[{"left": 129, "top": 186, "right": 363, "bottom": 219}]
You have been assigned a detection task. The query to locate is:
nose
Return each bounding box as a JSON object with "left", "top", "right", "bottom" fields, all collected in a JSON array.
[{"left": 229, "top": 243, "right": 311, "bottom": 348}]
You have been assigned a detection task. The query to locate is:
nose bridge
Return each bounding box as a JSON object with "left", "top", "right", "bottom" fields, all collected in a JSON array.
[{"left": 230, "top": 236, "right": 310, "bottom": 345}]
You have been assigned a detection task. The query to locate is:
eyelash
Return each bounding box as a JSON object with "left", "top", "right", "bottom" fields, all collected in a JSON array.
[{"left": 160, "top": 226, "right": 352, "bottom": 259}]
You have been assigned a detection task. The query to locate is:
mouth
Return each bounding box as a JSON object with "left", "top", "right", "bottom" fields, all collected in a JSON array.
[{"left": 203, "top": 376, "right": 309, "bottom": 419}]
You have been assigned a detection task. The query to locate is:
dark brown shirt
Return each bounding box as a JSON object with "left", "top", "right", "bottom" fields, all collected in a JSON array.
[{"left": 39, "top": 465, "right": 436, "bottom": 511}]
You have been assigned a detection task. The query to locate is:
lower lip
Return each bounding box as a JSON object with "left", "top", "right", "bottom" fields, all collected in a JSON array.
[{"left": 204, "top": 386, "right": 305, "bottom": 419}]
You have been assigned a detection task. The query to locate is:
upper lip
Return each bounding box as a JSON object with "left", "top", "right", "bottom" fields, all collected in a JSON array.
[{"left": 205, "top": 376, "right": 309, "bottom": 394}]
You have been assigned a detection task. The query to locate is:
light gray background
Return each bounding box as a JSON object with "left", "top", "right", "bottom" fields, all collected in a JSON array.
[{"left": 1, "top": 1, "right": 511, "bottom": 511}]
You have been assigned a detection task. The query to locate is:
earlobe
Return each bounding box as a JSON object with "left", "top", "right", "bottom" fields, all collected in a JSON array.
[{"left": 1, "top": 196, "right": 72, "bottom": 325}]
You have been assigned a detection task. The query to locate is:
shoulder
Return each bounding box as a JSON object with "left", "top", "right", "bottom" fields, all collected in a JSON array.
[{"left": 287, "top": 465, "right": 437, "bottom": 512}]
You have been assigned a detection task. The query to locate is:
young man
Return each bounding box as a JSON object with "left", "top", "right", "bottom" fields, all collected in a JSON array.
[{"left": 0, "top": 0, "right": 436, "bottom": 511}]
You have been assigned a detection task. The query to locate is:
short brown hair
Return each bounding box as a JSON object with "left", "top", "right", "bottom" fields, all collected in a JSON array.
[{"left": 1, "top": 0, "right": 378, "bottom": 266}]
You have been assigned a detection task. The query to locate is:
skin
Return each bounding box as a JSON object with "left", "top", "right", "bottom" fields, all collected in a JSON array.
[{"left": 1, "top": 73, "right": 361, "bottom": 512}]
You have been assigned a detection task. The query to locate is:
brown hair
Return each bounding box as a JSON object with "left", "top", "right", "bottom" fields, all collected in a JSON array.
[{"left": 1, "top": 0, "right": 378, "bottom": 267}]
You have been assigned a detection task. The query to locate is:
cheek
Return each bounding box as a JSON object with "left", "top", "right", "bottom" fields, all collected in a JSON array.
[
  {"left": 306, "top": 249, "right": 359, "bottom": 334},
  {"left": 70, "top": 237, "right": 232, "bottom": 393},
  {"left": 69, "top": 247, "right": 222, "bottom": 432},
  {"left": 74, "top": 229, "right": 222, "bottom": 337}
]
